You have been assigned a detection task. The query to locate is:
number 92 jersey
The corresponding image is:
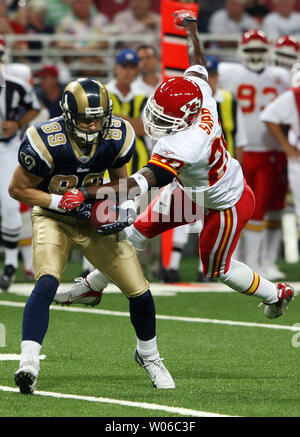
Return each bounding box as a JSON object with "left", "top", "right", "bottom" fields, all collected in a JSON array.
[
  {"left": 18, "top": 115, "right": 135, "bottom": 195},
  {"left": 218, "top": 62, "right": 289, "bottom": 152}
]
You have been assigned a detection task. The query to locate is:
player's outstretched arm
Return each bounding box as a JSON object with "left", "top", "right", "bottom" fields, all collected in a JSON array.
[{"left": 174, "top": 9, "right": 207, "bottom": 76}]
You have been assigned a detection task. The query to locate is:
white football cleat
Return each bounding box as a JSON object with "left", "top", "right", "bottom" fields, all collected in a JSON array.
[
  {"left": 53, "top": 277, "right": 103, "bottom": 306},
  {"left": 264, "top": 283, "right": 294, "bottom": 319},
  {"left": 14, "top": 357, "right": 39, "bottom": 394},
  {"left": 134, "top": 349, "right": 175, "bottom": 389}
]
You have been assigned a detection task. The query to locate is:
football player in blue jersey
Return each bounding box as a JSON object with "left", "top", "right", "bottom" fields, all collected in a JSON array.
[{"left": 9, "top": 77, "right": 175, "bottom": 394}]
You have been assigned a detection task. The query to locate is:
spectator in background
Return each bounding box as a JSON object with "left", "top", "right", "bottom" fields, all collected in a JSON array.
[
  {"left": 55, "top": 0, "right": 111, "bottom": 78},
  {"left": 44, "top": 0, "right": 72, "bottom": 28},
  {"left": 106, "top": 48, "right": 149, "bottom": 175},
  {"left": 34, "top": 65, "right": 65, "bottom": 118},
  {"left": 18, "top": 0, "right": 54, "bottom": 64},
  {"left": 0, "top": 0, "right": 27, "bottom": 52},
  {"left": 197, "top": 0, "right": 225, "bottom": 32},
  {"left": 208, "top": 0, "right": 258, "bottom": 45},
  {"left": 131, "top": 44, "right": 161, "bottom": 98},
  {"left": 262, "top": 0, "right": 300, "bottom": 39},
  {"left": 245, "top": 0, "right": 271, "bottom": 24},
  {"left": 112, "top": 0, "right": 160, "bottom": 53},
  {"left": 55, "top": 0, "right": 110, "bottom": 50}
]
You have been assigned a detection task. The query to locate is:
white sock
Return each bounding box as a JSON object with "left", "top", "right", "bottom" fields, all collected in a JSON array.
[
  {"left": 20, "top": 340, "right": 41, "bottom": 367},
  {"left": 169, "top": 249, "right": 182, "bottom": 270},
  {"left": 243, "top": 224, "right": 264, "bottom": 270},
  {"left": 4, "top": 247, "right": 18, "bottom": 268},
  {"left": 87, "top": 269, "right": 110, "bottom": 291},
  {"left": 261, "top": 228, "right": 282, "bottom": 267},
  {"left": 20, "top": 245, "right": 33, "bottom": 271},
  {"left": 82, "top": 256, "right": 94, "bottom": 272},
  {"left": 220, "top": 259, "right": 278, "bottom": 304},
  {"left": 137, "top": 336, "right": 159, "bottom": 361}
]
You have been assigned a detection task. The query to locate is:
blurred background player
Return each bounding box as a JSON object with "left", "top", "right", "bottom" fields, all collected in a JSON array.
[
  {"left": 258, "top": 34, "right": 300, "bottom": 279},
  {"left": 272, "top": 34, "right": 300, "bottom": 70},
  {"left": 0, "top": 34, "right": 40, "bottom": 291},
  {"left": 218, "top": 29, "right": 290, "bottom": 280},
  {"left": 260, "top": 67, "right": 300, "bottom": 264}
]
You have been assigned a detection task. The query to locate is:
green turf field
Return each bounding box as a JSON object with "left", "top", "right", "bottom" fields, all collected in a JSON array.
[{"left": 0, "top": 257, "right": 300, "bottom": 418}]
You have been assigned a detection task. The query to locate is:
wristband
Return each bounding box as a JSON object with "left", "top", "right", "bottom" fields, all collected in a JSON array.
[
  {"left": 49, "top": 193, "right": 63, "bottom": 211},
  {"left": 129, "top": 173, "right": 149, "bottom": 195}
]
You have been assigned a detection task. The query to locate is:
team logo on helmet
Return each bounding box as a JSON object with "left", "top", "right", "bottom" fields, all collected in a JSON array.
[{"left": 180, "top": 97, "right": 202, "bottom": 117}]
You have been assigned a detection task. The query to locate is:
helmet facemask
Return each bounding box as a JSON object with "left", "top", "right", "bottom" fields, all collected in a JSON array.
[
  {"left": 143, "top": 96, "right": 189, "bottom": 140},
  {"left": 143, "top": 77, "right": 203, "bottom": 140},
  {"left": 239, "top": 30, "right": 269, "bottom": 72},
  {"left": 239, "top": 46, "right": 269, "bottom": 72}
]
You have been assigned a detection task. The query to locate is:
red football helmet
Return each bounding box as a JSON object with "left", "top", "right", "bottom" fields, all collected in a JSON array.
[
  {"left": 273, "top": 35, "right": 299, "bottom": 70},
  {"left": 239, "top": 29, "right": 269, "bottom": 72},
  {"left": 143, "top": 77, "right": 203, "bottom": 140}
]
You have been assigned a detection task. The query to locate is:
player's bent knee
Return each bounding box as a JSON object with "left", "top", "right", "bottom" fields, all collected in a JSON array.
[
  {"left": 33, "top": 274, "right": 59, "bottom": 300},
  {"left": 122, "top": 284, "right": 150, "bottom": 299}
]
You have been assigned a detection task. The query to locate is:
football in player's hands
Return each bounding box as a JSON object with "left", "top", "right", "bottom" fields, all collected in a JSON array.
[{"left": 89, "top": 199, "right": 118, "bottom": 229}]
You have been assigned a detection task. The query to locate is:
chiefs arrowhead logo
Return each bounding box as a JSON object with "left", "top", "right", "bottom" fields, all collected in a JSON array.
[{"left": 180, "top": 97, "right": 202, "bottom": 117}]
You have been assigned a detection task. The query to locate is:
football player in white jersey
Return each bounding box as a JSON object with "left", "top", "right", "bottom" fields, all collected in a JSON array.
[
  {"left": 218, "top": 29, "right": 290, "bottom": 279},
  {"left": 260, "top": 69, "right": 300, "bottom": 255},
  {"left": 56, "top": 9, "right": 294, "bottom": 321}
]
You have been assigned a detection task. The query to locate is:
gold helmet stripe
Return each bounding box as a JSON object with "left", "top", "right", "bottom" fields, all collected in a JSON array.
[{"left": 64, "top": 81, "right": 89, "bottom": 115}]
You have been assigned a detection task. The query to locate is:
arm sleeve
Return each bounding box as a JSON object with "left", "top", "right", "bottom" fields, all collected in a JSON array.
[{"left": 145, "top": 162, "right": 175, "bottom": 188}]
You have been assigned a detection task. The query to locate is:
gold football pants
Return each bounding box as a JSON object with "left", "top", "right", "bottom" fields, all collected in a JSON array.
[{"left": 32, "top": 207, "right": 149, "bottom": 297}]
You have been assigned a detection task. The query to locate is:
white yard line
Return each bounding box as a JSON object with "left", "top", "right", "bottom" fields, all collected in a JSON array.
[
  {"left": 0, "top": 354, "right": 46, "bottom": 361},
  {"left": 0, "top": 385, "right": 234, "bottom": 417},
  {"left": 4, "top": 282, "right": 300, "bottom": 296},
  {"left": 0, "top": 300, "right": 299, "bottom": 332}
]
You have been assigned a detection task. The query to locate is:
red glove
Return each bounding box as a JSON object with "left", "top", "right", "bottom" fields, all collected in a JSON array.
[
  {"left": 58, "top": 189, "right": 86, "bottom": 211},
  {"left": 173, "top": 9, "right": 197, "bottom": 28}
]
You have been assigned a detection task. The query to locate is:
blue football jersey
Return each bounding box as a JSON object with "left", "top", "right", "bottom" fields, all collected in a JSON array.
[{"left": 18, "top": 115, "right": 135, "bottom": 195}]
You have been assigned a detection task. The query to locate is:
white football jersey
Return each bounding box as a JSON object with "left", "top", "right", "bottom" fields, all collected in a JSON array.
[
  {"left": 150, "top": 72, "right": 244, "bottom": 210},
  {"left": 218, "top": 62, "right": 290, "bottom": 152},
  {"left": 260, "top": 89, "right": 300, "bottom": 150}
]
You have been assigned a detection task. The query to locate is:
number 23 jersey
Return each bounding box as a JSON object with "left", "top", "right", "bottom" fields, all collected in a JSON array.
[
  {"left": 149, "top": 74, "right": 244, "bottom": 210},
  {"left": 18, "top": 115, "right": 135, "bottom": 195},
  {"left": 218, "top": 62, "right": 289, "bottom": 152}
]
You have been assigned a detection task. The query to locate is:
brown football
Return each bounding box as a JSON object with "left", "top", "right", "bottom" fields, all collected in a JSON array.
[{"left": 90, "top": 199, "right": 118, "bottom": 229}]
